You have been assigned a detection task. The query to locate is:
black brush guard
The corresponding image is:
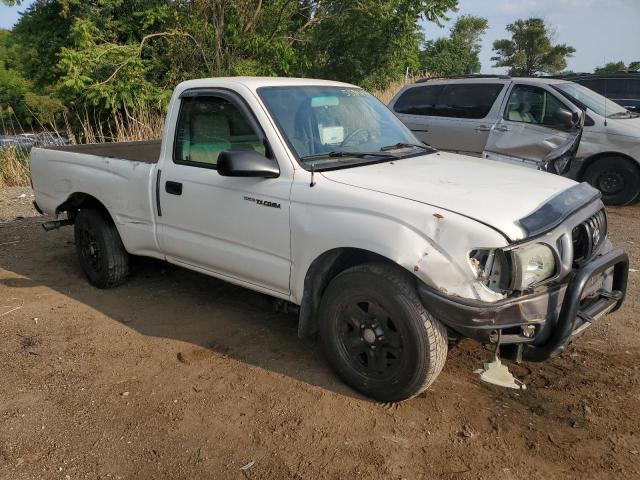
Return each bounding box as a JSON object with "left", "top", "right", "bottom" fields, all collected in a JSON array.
[
  {"left": 522, "top": 248, "right": 628, "bottom": 361},
  {"left": 417, "top": 248, "right": 629, "bottom": 362}
]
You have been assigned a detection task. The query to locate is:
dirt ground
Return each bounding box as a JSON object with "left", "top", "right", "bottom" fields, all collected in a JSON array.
[{"left": 1, "top": 187, "right": 639, "bottom": 480}]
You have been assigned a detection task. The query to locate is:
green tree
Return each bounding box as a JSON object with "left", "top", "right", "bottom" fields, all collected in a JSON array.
[
  {"left": 594, "top": 61, "right": 626, "bottom": 74},
  {"left": 420, "top": 14, "right": 488, "bottom": 76},
  {"left": 1, "top": 0, "right": 459, "bottom": 131},
  {"left": 306, "top": 0, "right": 458, "bottom": 90},
  {"left": 0, "top": 67, "right": 28, "bottom": 128},
  {"left": 594, "top": 61, "right": 640, "bottom": 73},
  {"left": 1, "top": 27, "right": 65, "bottom": 131},
  {"left": 492, "top": 18, "right": 575, "bottom": 76},
  {"left": 9, "top": 1, "right": 74, "bottom": 89}
]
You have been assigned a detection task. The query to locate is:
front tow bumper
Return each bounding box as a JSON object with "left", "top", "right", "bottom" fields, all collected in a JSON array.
[{"left": 417, "top": 248, "right": 629, "bottom": 362}]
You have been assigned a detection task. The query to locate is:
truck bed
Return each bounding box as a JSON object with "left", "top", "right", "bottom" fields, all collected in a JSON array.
[
  {"left": 31, "top": 139, "right": 161, "bottom": 257},
  {"left": 47, "top": 140, "right": 161, "bottom": 164}
]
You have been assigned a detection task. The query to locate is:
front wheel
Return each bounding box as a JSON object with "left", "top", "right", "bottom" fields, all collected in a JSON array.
[
  {"left": 583, "top": 156, "right": 640, "bottom": 205},
  {"left": 319, "top": 263, "right": 448, "bottom": 402},
  {"left": 74, "top": 208, "right": 129, "bottom": 288}
]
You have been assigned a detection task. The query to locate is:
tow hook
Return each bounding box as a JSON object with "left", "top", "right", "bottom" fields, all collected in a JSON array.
[{"left": 42, "top": 219, "right": 74, "bottom": 231}]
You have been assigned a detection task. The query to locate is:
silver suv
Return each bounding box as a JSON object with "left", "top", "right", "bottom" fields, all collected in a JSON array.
[{"left": 389, "top": 76, "right": 640, "bottom": 205}]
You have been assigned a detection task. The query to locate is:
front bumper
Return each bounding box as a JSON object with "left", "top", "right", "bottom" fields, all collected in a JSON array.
[{"left": 417, "top": 248, "right": 629, "bottom": 362}]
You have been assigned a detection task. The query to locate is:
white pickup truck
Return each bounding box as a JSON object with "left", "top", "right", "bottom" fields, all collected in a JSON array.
[{"left": 30, "top": 77, "right": 629, "bottom": 402}]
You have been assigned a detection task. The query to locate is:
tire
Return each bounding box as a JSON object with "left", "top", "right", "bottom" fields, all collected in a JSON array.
[
  {"left": 319, "top": 263, "right": 447, "bottom": 402},
  {"left": 74, "top": 208, "right": 129, "bottom": 288},
  {"left": 583, "top": 156, "right": 640, "bottom": 206}
]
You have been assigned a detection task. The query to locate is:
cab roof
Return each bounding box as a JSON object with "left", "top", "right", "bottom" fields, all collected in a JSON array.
[{"left": 175, "top": 76, "right": 358, "bottom": 94}]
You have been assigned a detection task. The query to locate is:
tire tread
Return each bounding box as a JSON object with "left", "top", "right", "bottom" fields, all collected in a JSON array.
[
  {"left": 74, "top": 209, "right": 129, "bottom": 289},
  {"left": 322, "top": 262, "right": 448, "bottom": 401}
]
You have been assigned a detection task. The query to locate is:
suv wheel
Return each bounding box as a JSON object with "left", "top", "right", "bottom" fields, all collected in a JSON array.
[
  {"left": 319, "top": 263, "right": 447, "bottom": 402},
  {"left": 583, "top": 156, "right": 640, "bottom": 205}
]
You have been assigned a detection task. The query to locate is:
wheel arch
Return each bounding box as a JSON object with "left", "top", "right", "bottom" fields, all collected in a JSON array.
[
  {"left": 297, "top": 247, "right": 418, "bottom": 339},
  {"left": 56, "top": 192, "right": 115, "bottom": 224},
  {"left": 577, "top": 151, "right": 640, "bottom": 181}
]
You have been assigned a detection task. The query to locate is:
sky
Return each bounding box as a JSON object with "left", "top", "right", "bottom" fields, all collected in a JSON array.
[
  {"left": 0, "top": 3, "right": 21, "bottom": 29},
  {"left": 422, "top": 0, "right": 640, "bottom": 74},
  {"left": 1, "top": 0, "right": 638, "bottom": 74}
]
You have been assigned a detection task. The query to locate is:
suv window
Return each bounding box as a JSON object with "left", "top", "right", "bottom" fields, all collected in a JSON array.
[
  {"left": 393, "top": 85, "right": 444, "bottom": 116},
  {"left": 435, "top": 84, "right": 504, "bottom": 119},
  {"left": 174, "top": 95, "right": 264, "bottom": 168},
  {"left": 504, "top": 85, "right": 567, "bottom": 128},
  {"left": 394, "top": 83, "right": 503, "bottom": 118}
]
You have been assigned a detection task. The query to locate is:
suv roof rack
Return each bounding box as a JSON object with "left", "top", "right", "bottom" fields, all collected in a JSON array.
[
  {"left": 551, "top": 71, "right": 640, "bottom": 79},
  {"left": 416, "top": 74, "right": 511, "bottom": 83}
]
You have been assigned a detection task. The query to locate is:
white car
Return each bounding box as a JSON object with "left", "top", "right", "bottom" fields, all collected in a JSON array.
[
  {"left": 389, "top": 76, "right": 640, "bottom": 205},
  {"left": 30, "top": 77, "right": 628, "bottom": 402}
]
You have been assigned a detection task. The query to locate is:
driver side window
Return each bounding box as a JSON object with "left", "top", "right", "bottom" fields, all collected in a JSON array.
[
  {"left": 174, "top": 95, "right": 264, "bottom": 168},
  {"left": 505, "top": 85, "right": 567, "bottom": 128}
]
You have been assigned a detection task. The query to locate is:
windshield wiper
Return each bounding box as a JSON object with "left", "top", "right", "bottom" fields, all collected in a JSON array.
[
  {"left": 300, "top": 150, "right": 399, "bottom": 161},
  {"left": 380, "top": 142, "right": 432, "bottom": 152}
]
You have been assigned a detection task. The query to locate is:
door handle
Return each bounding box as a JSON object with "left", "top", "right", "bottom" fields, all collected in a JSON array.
[
  {"left": 165, "top": 181, "right": 183, "bottom": 196},
  {"left": 475, "top": 125, "right": 491, "bottom": 132},
  {"left": 494, "top": 125, "right": 509, "bottom": 132}
]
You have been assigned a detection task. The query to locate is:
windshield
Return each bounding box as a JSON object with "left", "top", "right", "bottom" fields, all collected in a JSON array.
[
  {"left": 258, "top": 86, "right": 430, "bottom": 169},
  {"left": 554, "top": 82, "right": 631, "bottom": 118}
]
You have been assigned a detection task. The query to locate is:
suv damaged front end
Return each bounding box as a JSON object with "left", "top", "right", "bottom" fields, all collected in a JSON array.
[{"left": 417, "top": 182, "right": 629, "bottom": 362}]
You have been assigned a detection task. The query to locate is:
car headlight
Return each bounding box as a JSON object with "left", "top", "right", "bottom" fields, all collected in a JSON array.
[{"left": 511, "top": 243, "right": 556, "bottom": 291}]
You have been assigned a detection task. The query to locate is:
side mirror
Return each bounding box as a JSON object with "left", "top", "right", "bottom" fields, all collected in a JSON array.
[
  {"left": 556, "top": 107, "right": 575, "bottom": 128},
  {"left": 217, "top": 150, "right": 280, "bottom": 178}
]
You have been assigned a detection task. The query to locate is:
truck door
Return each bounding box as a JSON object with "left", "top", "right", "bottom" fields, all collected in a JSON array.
[
  {"left": 483, "top": 83, "right": 583, "bottom": 168},
  {"left": 156, "top": 90, "right": 292, "bottom": 295}
]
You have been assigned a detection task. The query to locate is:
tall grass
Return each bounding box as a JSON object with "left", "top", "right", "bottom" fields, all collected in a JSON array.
[
  {"left": 1, "top": 106, "right": 165, "bottom": 187},
  {"left": 0, "top": 145, "right": 30, "bottom": 187},
  {"left": 73, "top": 106, "right": 164, "bottom": 144},
  {"left": 372, "top": 73, "right": 429, "bottom": 104}
]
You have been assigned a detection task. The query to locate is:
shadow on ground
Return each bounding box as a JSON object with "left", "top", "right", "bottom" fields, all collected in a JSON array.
[{"left": 0, "top": 216, "right": 368, "bottom": 400}]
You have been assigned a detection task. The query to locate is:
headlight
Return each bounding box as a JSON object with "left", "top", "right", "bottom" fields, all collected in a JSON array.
[{"left": 511, "top": 243, "right": 556, "bottom": 291}]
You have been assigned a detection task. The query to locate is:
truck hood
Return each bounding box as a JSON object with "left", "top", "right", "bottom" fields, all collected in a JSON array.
[{"left": 320, "top": 151, "right": 579, "bottom": 240}]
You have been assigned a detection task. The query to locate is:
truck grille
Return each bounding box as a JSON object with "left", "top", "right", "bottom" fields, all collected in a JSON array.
[{"left": 572, "top": 209, "right": 607, "bottom": 266}]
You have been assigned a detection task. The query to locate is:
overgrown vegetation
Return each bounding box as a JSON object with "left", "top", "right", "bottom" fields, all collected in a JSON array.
[{"left": 0, "top": 0, "right": 458, "bottom": 134}]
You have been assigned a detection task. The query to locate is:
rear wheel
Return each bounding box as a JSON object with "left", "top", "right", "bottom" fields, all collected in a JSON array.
[
  {"left": 583, "top": 156, "right": 640, "bottom": 205},
  {"left": 74, "top": 208, "right": 129, "bottom": 288},
  {"left": 319, "top": 263, "right": 447, "bottom": 402}
]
